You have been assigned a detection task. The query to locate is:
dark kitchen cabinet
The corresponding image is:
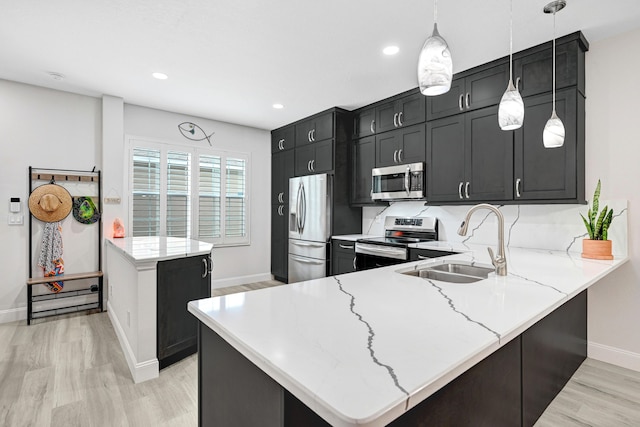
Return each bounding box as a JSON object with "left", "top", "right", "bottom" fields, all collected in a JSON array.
[
  {"left": 522, "top": 291, "right": 587, "bottom": 426},
  {"left": 272, "top": 125, "right": 295, "bottom": 153},
  {"left": 271, "top": 204, "right": 288, "bottom": 282},
  {"left": 409, "top": 248, "right": 456, "bottom": 261},
  {"left": 427, "top": 106, "right": 513, "bottom": 203},
  {"left": 157, "top": 254, "right": 211, "bottom": 369},
  {"left": 427, "top": 62, "right": 509, "bottom": 121},
  {"left": 295, "top": 139, "right": 333, "bottom": 176},
  {"left": 331, "top": 239, "right": 357, "bottom": 275},
  {"left": 351, "top": 136, "right": 377, "bottom": 206},
  {"left": 353, "top": 107, "right": 376, "bottom": 138},
  {"left": 513, "top": 36, "right": 587, "bottom": 98},
  {"left": 514, "top": 87, "right": 583, "bottom": 203},
  {"left": 376, "top": 92, "right": 426, "bottom": 134},
  {"left": 272, "top": 149, "right": 294, "bottom": 205},
  {"left": 375, "top": 123, "right": 425, "bottom": 167},
  {"left": 295, "top": 112, "right": 333, "bottom": 146}
]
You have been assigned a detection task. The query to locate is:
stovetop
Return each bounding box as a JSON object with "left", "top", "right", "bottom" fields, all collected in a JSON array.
[
  {"left": 357, "top": 235, "right": 436, "bottom": 248},
  {"left": 357, "top": 216, "right": 439, "bottom": 248}
]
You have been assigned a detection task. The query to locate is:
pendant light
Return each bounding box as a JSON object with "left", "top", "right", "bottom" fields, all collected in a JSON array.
[
  {"left": 543, "top": 0, "right": 566, "bottom": 148},
  {"left": 498, "top": 0, "right": 524, "bottom": 130},
  {"left": 418, "top": 0, "right": 453, "bottom": 96}
]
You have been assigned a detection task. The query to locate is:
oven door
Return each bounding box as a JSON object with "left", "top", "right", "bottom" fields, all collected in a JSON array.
[{"left": 355, "top": 242, "right": 407, "bottom": 271}]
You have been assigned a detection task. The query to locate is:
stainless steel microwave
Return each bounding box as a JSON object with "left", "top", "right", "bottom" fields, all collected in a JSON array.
[{"left": 371, "top": 162, "right": 425, "bottom": 201}]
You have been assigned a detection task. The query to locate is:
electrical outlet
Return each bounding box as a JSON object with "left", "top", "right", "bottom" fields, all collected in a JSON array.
[{"left": 104, "top": 197, "right": 121, "bottom": 204}]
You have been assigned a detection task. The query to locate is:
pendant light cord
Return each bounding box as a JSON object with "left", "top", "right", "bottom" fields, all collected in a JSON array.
[
  {"left": 509, "top": 0, "right": 513, "bottom": 81},
  {"left": 552, "top": 10, "right": 557, "bottom": 113}
]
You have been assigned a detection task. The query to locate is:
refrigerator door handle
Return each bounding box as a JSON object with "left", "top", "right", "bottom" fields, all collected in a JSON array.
[
  {"left": 296, "top": 182, "right": 303, "bottom": 233},
  {"left": 300, "top": 183, "right": 307, "bottom": 233},
  {"left": 290, "top": 254, "right": 324, "bottom": 265},
  {"left": 291, "top": 241, "right": 325, "bottom": 248}
]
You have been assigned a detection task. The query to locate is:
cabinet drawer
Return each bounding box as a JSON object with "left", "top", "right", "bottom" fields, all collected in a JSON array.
[
  {"left": 331, "top": 239, "right": 357, "bottom": 275},
  {"left": 409, "top": 248, "right": 456, "bottom": 261}
]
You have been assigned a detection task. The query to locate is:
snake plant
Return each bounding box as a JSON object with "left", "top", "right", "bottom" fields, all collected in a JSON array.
[{"left": 580, "top": 179, "right": 614, "bottom": 240}]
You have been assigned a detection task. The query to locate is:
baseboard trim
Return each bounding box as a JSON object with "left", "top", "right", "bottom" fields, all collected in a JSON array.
[
  {"left": 212, "top": 273, "right": 274, "bottom": 289},
  {"left": 588, "top": 341, "right": 640, "bottom": 372},
  {"left": 0, "top": 307, "right": 26, "bottom": 324},
  {"left": 107, "top": 302, "right": 159, "bottom": 383}
]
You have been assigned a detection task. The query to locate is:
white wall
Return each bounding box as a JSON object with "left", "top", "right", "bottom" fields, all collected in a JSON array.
[
  {"left": 121, "top": 104, "right": 272, "bottom": 287},
  {"left": 584, "top": 27, "right": 640, "bottom": 370},
  {"left": 0, "top": 80, "right": 101, "bottom": 322}
]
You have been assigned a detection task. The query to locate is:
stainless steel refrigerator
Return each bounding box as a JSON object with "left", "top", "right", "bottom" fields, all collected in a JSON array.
[{"left": 288, "top": 173, "right": 332, "bottom": 283}]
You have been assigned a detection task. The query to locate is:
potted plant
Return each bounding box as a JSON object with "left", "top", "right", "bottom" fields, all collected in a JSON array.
[{"left": 580, "top": 179, "right": 614, "bottom": 260}]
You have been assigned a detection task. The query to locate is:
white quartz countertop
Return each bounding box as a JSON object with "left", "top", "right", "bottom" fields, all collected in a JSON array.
[
  {"left": 106, "top": 236, "right": 213, "bottom": 264},
  {"left": 188, "top": 245, "right": 628, "bottom": 427},
  {"left": 331, "top": 234, "right": 380, "bottom": 242}
]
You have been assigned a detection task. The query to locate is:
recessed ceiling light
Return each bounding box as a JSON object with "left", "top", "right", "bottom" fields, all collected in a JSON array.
[
  {"left": 152, "top": 72, "right": 168, "bottom": 80},
  {"left": 47, "top": 72, "right": 65, "bottom": 81},
  {"left": 383, "top": 46, "right": 400, "bottom": 56},
  {"left": 273, "top": 103, "right": 284, "bottom": 109}
]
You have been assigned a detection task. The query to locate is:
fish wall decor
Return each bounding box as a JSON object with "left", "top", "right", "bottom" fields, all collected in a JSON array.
[{"left": 178, "top": 122, "right": 214, "bottom": 146}]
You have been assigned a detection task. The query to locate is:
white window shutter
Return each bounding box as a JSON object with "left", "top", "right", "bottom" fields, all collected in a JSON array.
[{"left": 132, "top": 148, "right": 160, "bottom": 237}]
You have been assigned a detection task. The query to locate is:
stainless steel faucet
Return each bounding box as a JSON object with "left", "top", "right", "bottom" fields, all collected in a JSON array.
[{"left": 457, "top": 204, "right": 507, "bottom": 276}]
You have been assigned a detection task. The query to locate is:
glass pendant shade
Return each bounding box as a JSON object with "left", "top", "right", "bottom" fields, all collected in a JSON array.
[
  {"left": 543, "top": 111, "right": 565, "bottom": 148},
  {"left": 418, "top": 23, "right": 453, "bottom": 96},
  {"left": 498, "top": 80, "right": 525, "bottom": 130}
]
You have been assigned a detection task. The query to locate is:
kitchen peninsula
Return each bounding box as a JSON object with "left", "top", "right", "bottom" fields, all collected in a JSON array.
[
  {"left": 106, "top": 236, "right": 213, "bottom": 383},
  {"left": 189, "top": 244, "right": 627, "bottom": 426}
]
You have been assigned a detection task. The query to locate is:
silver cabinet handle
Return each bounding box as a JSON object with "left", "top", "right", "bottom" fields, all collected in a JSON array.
[
  {"left": 459, "top": 94, "right": 464, "bottom": 111},
  {"left": 353, "top": 256, "right": 357, "bottom": 271},
  {"left": 370, "top": 120, "right": 375, "bottom": 134},
  {"left": 417, "top": 255, "right": 430, "bottom": 260},
  {"left": 393, "top": 113, "right": 398, "bottom": 128},
  {"left": 516, "top": 178, "right": 522, "bottom": 198},
  {"left": 339, "top": 244, "right": 354, "bottom": 249},
  {"left": 398, "top": 149, "right": 403, "bottom": 163},
  {"left": 307, "top": 160, "right": 312, "bottom": 172},
  {"left": 202, "top": 258, "right": 208, "bottom": 278},
  {"left": 465, "top": 181, "right": 470, "bottom": 199},
  {"left": 279, "top": 192, "right": 284, "bottom": 203},
  {"left": 393, "top": 150, "right": 398, "bottom": 163},
  {"left": 458, "top": 182, "right": 464, "bottom": 199},
  {"left": 465, "top": 93, "right": 470, "bottom": 109},
  {"left": 311, "top": 159, "right": 315, "bottom": 171},
  {"left": 311, "top": 129, "right": 315, "bottom": 142},
  {"left": 398, "top": 111, "right": 403, "bottom": 126},
  {"left": 279, "top": 205, "right": 284, "bottom": 216},
  {"left": 516, "top": 77, "right": 521, "bottom": 91},
  {"left": 279, "top": 139, "right": 284, "bottom": 150},
  {"left": 307, "top": 130, "right": 312, "bottom": 142}
]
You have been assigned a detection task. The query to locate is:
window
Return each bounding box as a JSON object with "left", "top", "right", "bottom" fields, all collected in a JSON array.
[{"left": 129, "top": 139, "right": 250, "bottom": 246}]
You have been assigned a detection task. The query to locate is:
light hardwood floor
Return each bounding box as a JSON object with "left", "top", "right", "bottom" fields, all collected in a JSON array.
[{"left": 1, "top": 279, "right": 638, "bottom": 426}]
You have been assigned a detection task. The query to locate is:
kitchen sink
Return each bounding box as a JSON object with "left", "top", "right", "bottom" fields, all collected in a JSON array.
[{"left": 398, "top": 261, "right": 494, "bottom": 284}]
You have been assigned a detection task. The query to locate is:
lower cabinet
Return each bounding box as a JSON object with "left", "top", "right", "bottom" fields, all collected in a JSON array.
[
  {"left": 271, "top": 203, "right": 288, "bottom": 282},
  {"left": 157, "top": 254, "right": 211, "bottom": 369},
  {"left": 331, "top": 239, "right": 357, "bottom": 275}
]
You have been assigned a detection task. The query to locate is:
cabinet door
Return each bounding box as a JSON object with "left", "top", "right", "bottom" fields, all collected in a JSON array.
[
  {"left": 426, "top": 77, "right": 465, "bottom": 120},
  {"left": 313, "top": 112, "right": 334, "bottom": 142},
  {"left": 376, "top": 99, "right": 399, "bottom": 133},
  {"left": 514, "top": 88, "right": 579, "bottom": 201},
  {"left": 331, "top": 240, "right": 357, "bottom": 275},
  {"left": 271, "top": 204, "right": 288, "bottom": 281},
  {"left": 426, "top": 115, "right": 466, "bottom": 202},
  {"left": 157, "top": 255, "right": 211, "bottom": 368},
  {"left": 397, "top": 124, "right": 426, "bottom": 165},
  {"left": 354, "top": 108, "right": 376, "bottom": 138},
  {"left": 397, "top": 92, "right": 426, "bottom": 128},
  {"left": 312, "top": 139, "right": 334, "bottom": 173},
  {"left": 375, "top": 131, "right": 399, "bottom": 167},
  {"left": 514, "top": 41, "right": 580, "bottom": 98},
  {"left": 465, "top": 106, "right": 514, "bottom": 201},
  {"left": 295, "top": 119, "right": 315, "bottom": 146},
  {"left": 465, "top": 63, "right": 509, "bottom": 112},
  {"left": 272, "top": 150, "right": 294, "bottom": 205},
  {"left": 351, "top": 136, "right": 376, "bottom": 205},
  {"left": 271, "top": 126, "right": 295, "bottom": 153},
  {"left": 294, "top": 145, "right": 315, "bottom": 176}
]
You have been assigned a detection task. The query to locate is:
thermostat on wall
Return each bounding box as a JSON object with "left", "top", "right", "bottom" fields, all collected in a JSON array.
[{"left": 10, "top": 197, "right": 20, "bottom": 213}]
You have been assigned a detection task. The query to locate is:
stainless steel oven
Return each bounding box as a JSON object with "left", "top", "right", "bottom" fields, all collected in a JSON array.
[
  {"left": 371, "top": 162, "right": 425, "bottom": 201},
  {"left": 355, "top": 216, "right": 439, "bottom": 271}
]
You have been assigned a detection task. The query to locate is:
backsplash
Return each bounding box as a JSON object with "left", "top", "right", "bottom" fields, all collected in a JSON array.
[{"left": 362, "top": 201, "right": 628, "bottom": 257}]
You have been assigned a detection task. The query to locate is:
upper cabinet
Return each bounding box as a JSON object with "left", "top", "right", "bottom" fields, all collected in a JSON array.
[
  {"left": 376, "top": 92, "right": 426, "bottom": 134},
  {"left": 295, "top": 112, "right": 334, "bottom": 146},
  {"left": 375, "top": 124, "right": 426, "bottom": 168},
  {"left": 513, "top": 36, "right": 587, "bottom": 98},
  {"left": 271, "top": 125, "right": 295, "bottom": 153},
  {"left": 427, "top": 62, "right": 509, "bottom": 121},
  {"left": 353, "top": 107, "right": 376, "bottom": 139}
]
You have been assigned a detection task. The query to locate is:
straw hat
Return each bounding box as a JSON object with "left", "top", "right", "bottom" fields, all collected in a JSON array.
[{"left": 28, "top": 183, "right": 72, "bottom": 223}]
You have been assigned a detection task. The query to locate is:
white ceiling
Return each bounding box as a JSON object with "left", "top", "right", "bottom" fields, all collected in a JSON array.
[{"left": 2, "top": 0, "right": 640, "bottom": 131}]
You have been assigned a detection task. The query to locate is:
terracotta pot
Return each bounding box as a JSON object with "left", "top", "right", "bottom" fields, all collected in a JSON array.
[{"left": 582, "top": 239, "right": 613, "bottom": 260}]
